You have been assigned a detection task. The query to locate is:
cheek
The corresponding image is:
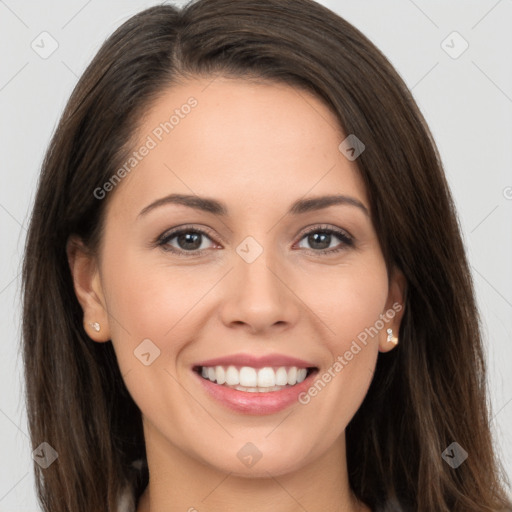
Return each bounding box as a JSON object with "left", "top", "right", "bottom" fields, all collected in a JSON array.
[
  {"left": 292, "top": 259, "right": 388, "bottom": 418},
  {"left": 99, "top": 245, "right": 185, "bottom": 360},
  {"left": 100, "top": 248, "right": 208, "bottom": 426},
  {"left": 298, "top": 256, "right": 389, "bottom": 348},
  {"left": 100, "top": 243, "right": 224, "bottom": 378}
]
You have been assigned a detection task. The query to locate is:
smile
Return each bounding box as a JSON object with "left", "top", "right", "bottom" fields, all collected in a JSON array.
[
  {"left": 192, "top": 353, "right": 319, "bottom": 415},
  {"left": 195, "top": 365, "right": 316, "bottom": 392}
]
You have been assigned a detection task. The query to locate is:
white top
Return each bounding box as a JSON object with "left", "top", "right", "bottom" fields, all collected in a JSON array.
[
  {"left": 117, "top": 458, "right": 146, "bottom": 511},
  {"left": 117, "top": 484, "right": 137, "bottom": 512}
]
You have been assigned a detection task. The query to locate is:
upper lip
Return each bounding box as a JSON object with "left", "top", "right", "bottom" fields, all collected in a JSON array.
[{"left": 193, "top": 353, "right": 317, "bottom": 369}]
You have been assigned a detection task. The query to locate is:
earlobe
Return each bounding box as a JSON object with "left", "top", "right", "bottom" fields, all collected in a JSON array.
[
  {"left": 379, "top": 267, "right": 407, "bottom": 353},
  {"left": 66, "top": 236, "right": 111, "bottom": 342}
]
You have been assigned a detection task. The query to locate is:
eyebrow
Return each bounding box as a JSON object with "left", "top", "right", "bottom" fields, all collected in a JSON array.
[{"left": 138, "top": 193, "right": 369, "bottom": 218}]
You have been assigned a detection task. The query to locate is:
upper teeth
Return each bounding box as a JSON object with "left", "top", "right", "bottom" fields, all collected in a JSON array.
[{"left": 200, "top": 365, "right": 309, "bottom": 388}]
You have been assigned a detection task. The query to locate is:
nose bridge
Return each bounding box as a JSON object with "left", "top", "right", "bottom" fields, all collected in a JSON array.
[
  {"left": 236, "top": 239, "right": 283, "bottom": 307},
  {"left": 237, "top": 246, "right": 278, "bottom": 297},
  {"left": 220, "top": 235, "right": 299, "bottom": 332}
]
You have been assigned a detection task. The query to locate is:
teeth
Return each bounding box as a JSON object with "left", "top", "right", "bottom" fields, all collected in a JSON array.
[
  {"left": 199, "top": 365, "right": 312, "bottom": 389},
  {"left": 239, "top": 366, "right": 257, "bottom": 387},
  {"left": 234, "top": 384, "right": 286, "bottom": 393},
  {"left": 215, "top": 366, "right": 226, "bottom": 385},
  {"left": 225, "top": 366, "right": 239, "bottom": 386},
  {"left": 296, "top": 368, "right": 308, "bottom": 383},
  {"left": 287, "top": 367, "right": 297, "bottom": 385},
  {"left": 275, "top": 367, "right": 288, "bottom": 386},
  {"left": 257, "top": 367, "right": 275, "bottom": 387}
]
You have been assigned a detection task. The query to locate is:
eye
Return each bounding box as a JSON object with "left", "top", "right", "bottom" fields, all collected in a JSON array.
[
  {"left": 155, "top": 224, "right": 354, "bottom": 257},
  {"left": 295, "top": 225, "right": 354, "bottom": 254},
  {"left": 156, "top": 225, "right": 218, "bottom": 256}
]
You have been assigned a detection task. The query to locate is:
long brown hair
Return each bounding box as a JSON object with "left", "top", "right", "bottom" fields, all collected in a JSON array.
[{"left": 22, "top": 0, "right": 511, "bottom": 511}]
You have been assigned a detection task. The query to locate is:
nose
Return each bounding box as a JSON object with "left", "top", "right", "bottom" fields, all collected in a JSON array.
[{"left": 219, "top": 248, "right": 301, "bottom": 335}]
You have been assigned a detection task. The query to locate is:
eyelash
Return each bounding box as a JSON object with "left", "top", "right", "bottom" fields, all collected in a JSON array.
[{"left": 155, "top": 224, "right": 354, "bottom": 257}]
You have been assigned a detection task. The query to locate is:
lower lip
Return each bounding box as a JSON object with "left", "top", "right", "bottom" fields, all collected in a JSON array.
[{"left": 194, "top": 370, "right": 317, "bottom": 415}]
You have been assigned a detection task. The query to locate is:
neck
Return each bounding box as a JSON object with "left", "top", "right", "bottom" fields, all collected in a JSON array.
[{"left": 136, "top": 420, "right": 370, "bottom": 512}]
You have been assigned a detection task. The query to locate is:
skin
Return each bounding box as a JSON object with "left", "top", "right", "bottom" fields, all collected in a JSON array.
[{"left": 68, "top": 77, "right": 406, "bottom": 512}]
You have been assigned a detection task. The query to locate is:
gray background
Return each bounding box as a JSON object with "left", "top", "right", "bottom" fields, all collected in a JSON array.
[{"left": 1, "top": 0, "right": 511, "bottom": 509}]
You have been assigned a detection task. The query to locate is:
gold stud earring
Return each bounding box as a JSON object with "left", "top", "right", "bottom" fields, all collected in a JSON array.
[
  {"left": 90, "top": 322, "right": 101, "bottom": 332},
  {"left": 386, "top": 328, "right": 398, "bottom": 345}
]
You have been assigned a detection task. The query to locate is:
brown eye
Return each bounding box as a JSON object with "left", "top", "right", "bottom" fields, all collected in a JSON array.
[
  {"left": 157, "top": 226, "right": 217, "bottom": 255},
  {"left": 296, "top": 226, "right": 354, "bottom": 254}
]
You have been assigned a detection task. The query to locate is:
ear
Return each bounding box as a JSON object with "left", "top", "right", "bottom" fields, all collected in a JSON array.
[
  {"left": 66, "top": 235, "right": 111, "bottom": 342},
  {"left": 378, "top": 266, "right": 407, "bottom": 353}
]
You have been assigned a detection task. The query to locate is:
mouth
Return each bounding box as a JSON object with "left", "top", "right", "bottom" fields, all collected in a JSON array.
[
  {"left": 191, "top": 353, "right": 320, "bottom": 414},
  {"left": 193, "top": 364, "right": 318, "bottom": 393},
  {"left": 193, "top": 365, "right": 319, "bottom": 416}
]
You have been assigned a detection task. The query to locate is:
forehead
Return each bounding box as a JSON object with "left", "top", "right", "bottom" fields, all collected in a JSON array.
[{"left": 106, "top": 77, "right": 368, "bottom": 219}]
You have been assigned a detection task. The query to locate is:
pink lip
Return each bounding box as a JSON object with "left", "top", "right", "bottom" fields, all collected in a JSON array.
[
  {"left": 193, "top": 353, "right": 316, "bottom": 369},
  {"left": 193, "top": 369, "right": 318, "bottom": 415}
]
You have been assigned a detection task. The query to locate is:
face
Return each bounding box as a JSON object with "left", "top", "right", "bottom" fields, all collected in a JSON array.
[{"left": 70, "top": 77, "right": 405, "bottom": 478}]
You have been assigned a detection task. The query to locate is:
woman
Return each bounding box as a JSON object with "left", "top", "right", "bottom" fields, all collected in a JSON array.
[{"left": 22, "top": 0, "right": 512, "bottom": 511}]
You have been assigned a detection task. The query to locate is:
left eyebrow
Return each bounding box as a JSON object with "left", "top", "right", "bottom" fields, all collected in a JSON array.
[
  {"left": 138, "top": 193, "right": 228, "bottom": 218},
  {"left": 138, "top": 193, "right": 369, "bottom": 218}
]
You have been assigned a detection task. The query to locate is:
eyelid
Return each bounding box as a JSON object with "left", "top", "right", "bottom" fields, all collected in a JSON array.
[
  {"left": 292, "top": 223, "right": 354, "bottom": 252},
  {"left": 295, "top": 223, "right": 353, "bottom": 241},
  {"left": 157, "top": 224, "right": 222, "bottom": 245}
]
